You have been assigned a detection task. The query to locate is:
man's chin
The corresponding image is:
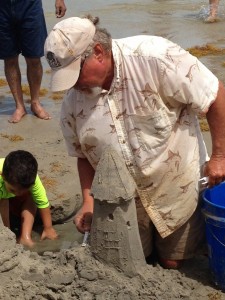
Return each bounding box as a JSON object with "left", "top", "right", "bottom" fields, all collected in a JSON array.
[
  {"left": 74, "top": 86, "right": 93, "bottom": 94},
  {"left": 74, "top": 85, "right": 102, "bottom": 95}
]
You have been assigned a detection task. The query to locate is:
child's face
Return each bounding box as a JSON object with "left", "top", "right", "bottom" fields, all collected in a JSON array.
[{"left": 4, "top": 181, "right": 29, "bottom": 196}]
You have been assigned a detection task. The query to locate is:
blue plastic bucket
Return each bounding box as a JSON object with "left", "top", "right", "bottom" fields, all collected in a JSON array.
[{"left": 202, "top": 182, "right": 225, "bottom": 290}]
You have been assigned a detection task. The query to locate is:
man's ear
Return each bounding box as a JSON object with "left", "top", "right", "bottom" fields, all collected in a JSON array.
[{"left": 93, "top": 44, "right": 104, "bottom": 62}]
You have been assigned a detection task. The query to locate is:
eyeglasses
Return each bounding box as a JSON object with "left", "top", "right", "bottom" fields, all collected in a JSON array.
[
  {"left": 80, "top": 58, "right": 86, "bottom": 72},
  {"left": 80, "top": 53, "right": 90, "bottom": 72},
  {"left": 80, "top": 52, "right": 93, "bottom": 73},
  {"left": 74, "top": 56, "right": 88, "bottom": 89}
]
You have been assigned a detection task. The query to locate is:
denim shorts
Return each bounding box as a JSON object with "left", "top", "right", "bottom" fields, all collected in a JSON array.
[{"left": 0, "top": 0, "right": 47, "bottom": 59}]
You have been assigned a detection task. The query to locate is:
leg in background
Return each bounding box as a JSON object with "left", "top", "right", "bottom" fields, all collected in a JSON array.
[
  {"left": 26, "top": 57, "right": 51, "bottom": 120},
  {"left": 205, "top": 0, "right": 220, "bottom": 23},
  {"left": 4, "top": 56, "right": 27, "bottom": 123}
]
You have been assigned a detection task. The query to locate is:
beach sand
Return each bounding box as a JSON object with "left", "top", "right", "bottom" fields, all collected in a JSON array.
[
  {"left": 0, "top": 95, "right": 225, "bottom": 300},
  {"left": 0, "top": 0, "right": 225, "bottom": 297}
]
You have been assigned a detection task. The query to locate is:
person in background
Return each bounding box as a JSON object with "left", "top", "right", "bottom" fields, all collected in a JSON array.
[
  {"left": 0, "top": 0, "right": 66, "bottom": 123},
  {"left": 205, "top": 0, "right": 220, "bottom": 22},
  {"left": 0, "top": 150, "right": 58, "bottom": 247},
  {"left": 45, "top": 15, "right": 225, "bottom": 269}
]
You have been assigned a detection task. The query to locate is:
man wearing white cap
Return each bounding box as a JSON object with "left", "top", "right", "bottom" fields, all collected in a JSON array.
[{"left": 45, "top": 15, "right": 225, "bottom": 269}]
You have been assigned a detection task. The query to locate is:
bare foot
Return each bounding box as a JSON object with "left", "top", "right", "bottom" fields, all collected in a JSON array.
[
  {"left": 8, "top": 108, "right": 27, "bottom": 123},
  {"left": 31, "top": 102, "right": 51, "bottom": 120},
  {"left": 204, "top": 15, "right": 217, "bottom": 23},
  {"left": 159, "top": 258, "right": 183, "bottom": 269},
  {"left": 17, "top": 236, "right": 35, "bottom": 248}
]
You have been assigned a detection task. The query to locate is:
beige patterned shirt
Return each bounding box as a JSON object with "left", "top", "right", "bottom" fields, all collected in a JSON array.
[{"left": 60, "top": 36, "right": 218, "bottom": 237}]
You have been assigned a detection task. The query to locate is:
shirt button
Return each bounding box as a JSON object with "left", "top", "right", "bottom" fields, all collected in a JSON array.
[{"left": 121, "top": 140, "right": 126, "bottom": 144}]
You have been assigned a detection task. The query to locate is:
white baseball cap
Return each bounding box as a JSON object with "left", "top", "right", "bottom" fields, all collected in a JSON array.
[{"left": 44, "top": 17, "right": 96, "bottom": 92}]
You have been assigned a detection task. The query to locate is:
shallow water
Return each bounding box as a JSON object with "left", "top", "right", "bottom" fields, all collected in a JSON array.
[
  {"left": 0, "top": 0, "right": 225, "bottom": 252},
  {"left": 30, "top": 221, "right": 83, "bottom": 254},
  {"left": 10, "top": 212, "right": 84, "bottom": 254}
]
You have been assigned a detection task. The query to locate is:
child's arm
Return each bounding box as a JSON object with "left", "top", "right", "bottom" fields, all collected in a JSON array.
[
  {"left": 31, "top": 175, "right": 58, "bottom": 240},
  {"left": 0, "top": 199, "right": 10, "bottom": 227},
  {"left": 39, "top": 207, "right": 58, "bottom": 240}
]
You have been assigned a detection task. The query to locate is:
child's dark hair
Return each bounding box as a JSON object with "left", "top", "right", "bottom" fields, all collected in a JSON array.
[{"left": 3, "top": 150, "right": 38, "bottom": 188}]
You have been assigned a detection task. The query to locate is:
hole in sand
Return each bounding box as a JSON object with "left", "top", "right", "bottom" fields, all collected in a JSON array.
[{"left": 108, "top": 213, "right": 114, "bottom": 221}]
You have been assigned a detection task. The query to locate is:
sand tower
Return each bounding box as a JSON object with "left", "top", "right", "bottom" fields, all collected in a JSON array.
[
  {"left": 0, "top": 215, "right": 20, "bottom": 272},
  {"left": 90, "top": 147, "right": 146, "bottom": 276}
]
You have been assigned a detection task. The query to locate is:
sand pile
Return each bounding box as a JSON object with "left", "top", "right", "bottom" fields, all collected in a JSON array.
[
  {"left": 0, "top": 222, "right": 223, "bottom": 300},
  {"left": 0, "top": 109, "right": 224, "bottom": 300}
]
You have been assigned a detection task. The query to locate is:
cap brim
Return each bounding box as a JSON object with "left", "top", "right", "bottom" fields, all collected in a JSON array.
[{"left": 50, "top": 57, "right": 81, "bottom": 92}]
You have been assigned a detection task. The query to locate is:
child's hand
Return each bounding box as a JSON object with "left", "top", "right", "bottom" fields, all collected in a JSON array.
[
  {"left": 17, "top": 236, "right": 35, "bottom": 248},
  {"left": 41, "top": 227, "right": 58, "bottom": 241}
]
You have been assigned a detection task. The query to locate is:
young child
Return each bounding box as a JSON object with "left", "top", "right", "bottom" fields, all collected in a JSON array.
[{"left": 0, "top": 150, "right": 58, "bottom": 247}]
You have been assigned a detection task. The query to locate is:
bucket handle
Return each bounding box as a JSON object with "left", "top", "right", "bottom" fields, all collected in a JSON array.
[
  {"left": 202, "top": 208, "right": 225, "bottom": 223},
  {"left": 207, "top": 226, "right": 225, "bottom": 248}
]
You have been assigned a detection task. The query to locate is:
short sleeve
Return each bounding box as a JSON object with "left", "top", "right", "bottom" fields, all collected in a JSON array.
[
  {"left": 60, "top": 90, "right": 86, "bottom": 158},
  {"left": 158, "top": 42, "right": 219, "bottom": 113},
  {"left": 31, "top": 175, "right": 49, "bottom": 209}
]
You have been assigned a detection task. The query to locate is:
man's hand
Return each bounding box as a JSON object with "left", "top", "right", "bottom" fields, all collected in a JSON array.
[
  {"left": 41, "top": 227, "right": 58, "bottom": 241},
  {"left": 55, "top": 0, "right": 66, "bottom": 18},
  {"left": 206, "top": 81, "right": 225, "bottom": 187},
  {"left": 204, "top": 156, "right": 225, "bottom": 187},
  {"left": 75, "top": 157, "right": 95, "bottom": 233},
  {"left": 74, "top": 202, "right": 93, "bottom": 233}
]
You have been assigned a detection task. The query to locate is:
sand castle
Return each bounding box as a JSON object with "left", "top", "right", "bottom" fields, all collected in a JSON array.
[
  {"left": 0, "top": 148, "right": 222, "bottom": 298},
  {"left": 0, "top": 215, "right": 20, "bottom": 273},
  {"left": 90, "top": 147, "right": 146, "bottom": 276}
]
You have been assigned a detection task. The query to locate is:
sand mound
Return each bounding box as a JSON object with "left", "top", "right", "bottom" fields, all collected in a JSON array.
[{"left": 0, "top": 224, "right": 223, "bottom": 300}]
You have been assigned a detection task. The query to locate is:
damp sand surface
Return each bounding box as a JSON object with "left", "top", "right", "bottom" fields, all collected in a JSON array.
[{"left": 0, "top": 0, "right": 225, "bottom": 298}]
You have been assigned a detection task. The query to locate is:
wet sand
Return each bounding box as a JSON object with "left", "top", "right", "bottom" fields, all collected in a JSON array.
[
  {"left": 1, "top": 108, "right": 224, "bottom": 299},
  {"left": 0, "top": 98, "right": 84, "bottom": 253},
  {"left": 0, "top": 0, "right": 225, "bottom": 298}
]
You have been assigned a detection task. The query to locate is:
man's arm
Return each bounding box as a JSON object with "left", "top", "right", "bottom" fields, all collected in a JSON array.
[
  {"left": 55, "top": 0, "right": 66, "bottom": 18},
  {"left": 74, "top": 158, "right": 95, "bottom": 233},
  {"left": 205, "top": 81, "right": 225, "bottom": 186}
]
